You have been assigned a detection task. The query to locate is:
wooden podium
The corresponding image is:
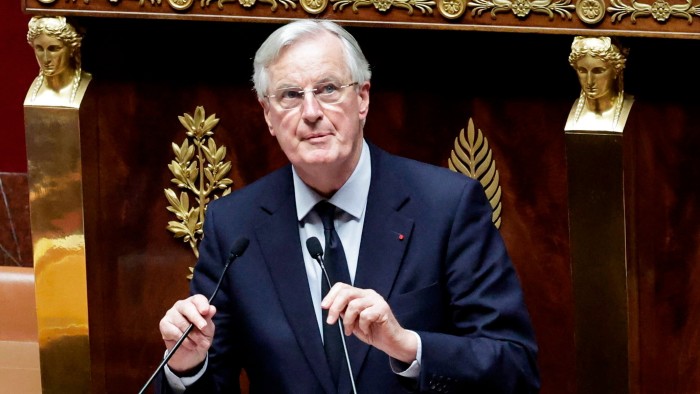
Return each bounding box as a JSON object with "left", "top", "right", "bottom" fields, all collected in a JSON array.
[{"left": 21, "top": 4, "right": 700, "bottom": 394}]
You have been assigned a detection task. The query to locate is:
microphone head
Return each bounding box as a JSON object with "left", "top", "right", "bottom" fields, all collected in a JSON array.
[
  {"left": 305, "top": 237, "right": 323, "bottom": 260},
  {"left": 230, "top": 237, "right": 250, "bottom": 257}
]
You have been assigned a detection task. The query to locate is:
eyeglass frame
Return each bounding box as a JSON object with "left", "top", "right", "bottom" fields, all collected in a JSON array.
[{"left": 264, "top": 81, "right": 359, "bottom": 109}]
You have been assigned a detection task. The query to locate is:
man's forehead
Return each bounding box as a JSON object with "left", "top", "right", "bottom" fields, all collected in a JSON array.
[{"left": 267, "top": 40, "right": 349, "bottom": 86}]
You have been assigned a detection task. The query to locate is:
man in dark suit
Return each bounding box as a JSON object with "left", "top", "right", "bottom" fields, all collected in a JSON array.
[{"left": 156, "top": 19, "right": 539, "bottom": 393}]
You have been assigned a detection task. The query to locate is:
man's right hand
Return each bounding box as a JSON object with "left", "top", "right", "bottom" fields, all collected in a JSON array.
[{"left": 159, "top": 294, "right": 217, "bottom": 374}]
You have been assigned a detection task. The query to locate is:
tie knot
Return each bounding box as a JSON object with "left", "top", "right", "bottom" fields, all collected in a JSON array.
[{"left": 315, "top": 201, "right": 336, "bottom": 231}]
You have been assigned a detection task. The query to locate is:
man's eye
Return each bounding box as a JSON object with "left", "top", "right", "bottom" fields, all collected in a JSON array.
[
  {"left": 281, "top": 90, "right": 303, "bottom": 100},
  {"left": 317, "top": 83, "right": 339, "bottom": 95}
]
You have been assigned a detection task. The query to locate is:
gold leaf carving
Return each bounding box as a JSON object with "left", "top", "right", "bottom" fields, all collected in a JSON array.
[
  {"left": 332, "top": 0, "right": 436, "bottom": 15},
  {"left": 447, "top": 117, "right": 502, "bottom": 229},
  {"left": 608, "top": 0, "right": 698, "bottom": 24},
  {"left": 467, "top": 0, "right": 575, "bottom": 19},
  {"left": 165, "top": 106, "right": 234, "bottom": 278},
  {"left": 197, "top": 0, "right": 297, "bottom": 11},
  {"left": 137, "top": 0, "right": 162, "bottom": 6}
]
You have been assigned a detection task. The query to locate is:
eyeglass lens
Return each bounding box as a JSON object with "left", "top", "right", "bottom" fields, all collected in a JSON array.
[{"left": 270, "top": 82, "right": 357, "bottom": 109}]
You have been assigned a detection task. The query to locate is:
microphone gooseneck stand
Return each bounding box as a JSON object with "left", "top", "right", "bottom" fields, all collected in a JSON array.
[
  {"left": 306, "top": 236, "right": 358, "bottom": 394},
  {"left": 137, "top": 237, "right": 250, "bottom": 394}
]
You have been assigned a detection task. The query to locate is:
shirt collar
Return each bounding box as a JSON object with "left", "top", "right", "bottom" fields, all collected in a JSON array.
[{"left": 294, "top": 139, "right": 371, "bottom": 221}]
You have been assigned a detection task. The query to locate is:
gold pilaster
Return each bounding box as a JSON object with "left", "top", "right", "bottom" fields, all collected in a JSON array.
[
  {"left": 566, "top": 130, "right": 630, "bottom": 394},
  {"left": 24, "top": 99, "right": 92, "bottom": 392}
]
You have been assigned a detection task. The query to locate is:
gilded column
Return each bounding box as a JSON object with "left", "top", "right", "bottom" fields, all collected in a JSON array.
[{"left": 24, "top": 15, "right": 93, "bottom": 394}]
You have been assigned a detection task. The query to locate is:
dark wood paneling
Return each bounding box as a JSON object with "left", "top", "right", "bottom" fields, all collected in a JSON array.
[
  {"left": 75, "top": 19, "right": 577, "bottom": 394},
  {"left": 50, "top": 17, "right": 700, "bottom": 394},
  {"left": 626, "top": 99, "right": 700, "bottom": 394}
]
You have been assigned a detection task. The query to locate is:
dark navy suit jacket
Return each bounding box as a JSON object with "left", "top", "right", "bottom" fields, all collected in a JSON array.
[{"left": 157, "top": 142, "right": 539, "bottom": 393}]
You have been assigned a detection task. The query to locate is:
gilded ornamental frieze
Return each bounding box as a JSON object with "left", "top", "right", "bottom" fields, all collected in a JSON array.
[
  {"left": 608, "top": 0, "right": 700, "bottom": 23},
  {"left": 466, "top": 0, "right": 575, "bottom": 20},
  {"left": 332, "top": 0, "right": 437, "bottom": 15},
  {"left": 24, "top": 0, "right": 700, "bottom": 39}
]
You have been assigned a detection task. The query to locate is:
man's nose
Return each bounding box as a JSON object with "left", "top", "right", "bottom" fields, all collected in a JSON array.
[{"left": 300, "top": 91, "right": 323, "bottom": 119}]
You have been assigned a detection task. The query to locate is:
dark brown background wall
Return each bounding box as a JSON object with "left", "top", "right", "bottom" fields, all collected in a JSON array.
[{"left": 4, "top": 8, "right": 700, "bottom": 394}]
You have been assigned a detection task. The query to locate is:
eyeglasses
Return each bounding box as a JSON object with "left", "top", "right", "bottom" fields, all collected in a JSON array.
[{"left": 265, "top": 82, "right": 358, "bottom": 110}]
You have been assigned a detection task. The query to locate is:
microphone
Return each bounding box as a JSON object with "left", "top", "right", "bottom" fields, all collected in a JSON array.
[
  {"left": 305, "top": 236, "right": 358, "bottom": 394},
  {"left": 138, "top": 237, "right": 250, "bottom": 394}
]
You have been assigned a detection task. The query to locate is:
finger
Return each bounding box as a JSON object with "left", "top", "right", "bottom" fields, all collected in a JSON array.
[
  {"left": 321, "top": 282, "right": 350, "bottom": 309},
  {"left": 160, "top": 313, "right": 187, "bottom": 344},
  {"left": 342, "top": 296, "right": 373, "bottom": 335},
  {"left": 162, "top": 315, "right": 215, "bottom": 356},
  {"left": 199, "top": 307, "right": 217, "bottom": 336},
  {"left": 357, "top": 303, "right": 384, "bottom": 336},
  {"left": 176, "top": 296, "right": 213, "bottom": 330},
  {"left": 323, "top": 283, "right": 356, "bottom": 324},
  {"left": 190, "top": 294, "right": 213, "bottom": 315},
  {"left": 177, "top": 323, "right": 214, "bottom": 352}
]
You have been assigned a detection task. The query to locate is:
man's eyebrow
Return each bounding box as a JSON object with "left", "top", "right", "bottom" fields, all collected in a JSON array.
[{"left": 272, "top": 83, "right": 302, "bottom": 89}]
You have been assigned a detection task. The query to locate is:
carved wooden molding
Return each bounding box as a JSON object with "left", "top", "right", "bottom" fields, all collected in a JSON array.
[{"left": 23, "top": 0, "right": 700, "bottom": 39}]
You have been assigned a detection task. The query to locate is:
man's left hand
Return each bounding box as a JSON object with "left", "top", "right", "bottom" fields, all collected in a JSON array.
[{"left": 322, "top": 283, "right": 418, "bottom": 364}]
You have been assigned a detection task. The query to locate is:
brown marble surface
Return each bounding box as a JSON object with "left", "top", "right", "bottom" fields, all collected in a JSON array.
[{"left": 0, "top": 172, "right": 32, "bottom": 267}]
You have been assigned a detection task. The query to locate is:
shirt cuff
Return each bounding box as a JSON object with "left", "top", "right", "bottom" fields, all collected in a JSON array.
[
  {"left": 163, "top": 354, "right": 208, "bottom": 393},
  {"left": 389, "top": 330, "right": 422, "bottom": 379}
]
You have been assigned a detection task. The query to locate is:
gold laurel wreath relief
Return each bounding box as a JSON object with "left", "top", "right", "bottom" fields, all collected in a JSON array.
[
  {"left": 165, "top": 106, "right": 234, "bottom": 279},
  {"left": 448, "top": 118, "right": 503, "bottom": 229}
]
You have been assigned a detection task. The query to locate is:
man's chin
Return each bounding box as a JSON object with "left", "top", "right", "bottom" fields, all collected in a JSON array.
[{"left": 294, "top": 150, "right": 340, "bottom": 168}]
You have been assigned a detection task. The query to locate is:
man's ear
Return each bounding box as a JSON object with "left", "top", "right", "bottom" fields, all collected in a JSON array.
[
  {"left": 260, "top": 99, "right": 276, "bottom": 136},
  {"left": 358, "top": 81, "right": 370, "bottom": 120}
]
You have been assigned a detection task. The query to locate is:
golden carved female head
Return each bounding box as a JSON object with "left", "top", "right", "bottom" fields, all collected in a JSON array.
[
  {"left": 565, "top": 36, "right": 633, "bottom": 132},
  {"left": 27, "top": 16, "right": 83, "bottom": 76},
  {"left": 25, "top": 16, "right": 90, "bottom": 106}
]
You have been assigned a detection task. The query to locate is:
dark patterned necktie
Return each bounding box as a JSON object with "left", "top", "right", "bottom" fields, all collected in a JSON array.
[{"left": 315, "top": 200, "right": 351, "bottom": 387}]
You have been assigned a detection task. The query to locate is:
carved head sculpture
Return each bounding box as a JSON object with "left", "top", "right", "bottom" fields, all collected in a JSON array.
[
  {"left": 27, "top": 16, "right": 83, "bottom": 78},
  {"left": 568, "top": 36, "right": 628, "bottom": 103},
  {"left": 26, "top": 16, "right": 86, "bottom": 105}
]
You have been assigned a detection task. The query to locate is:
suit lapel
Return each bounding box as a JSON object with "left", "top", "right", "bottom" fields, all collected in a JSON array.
[
  {"left": 254, "top": 168, "right": 336, "bottom": 393},
  {"left": 339, "top": 146, "right": 415, "bottom": 394}
]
